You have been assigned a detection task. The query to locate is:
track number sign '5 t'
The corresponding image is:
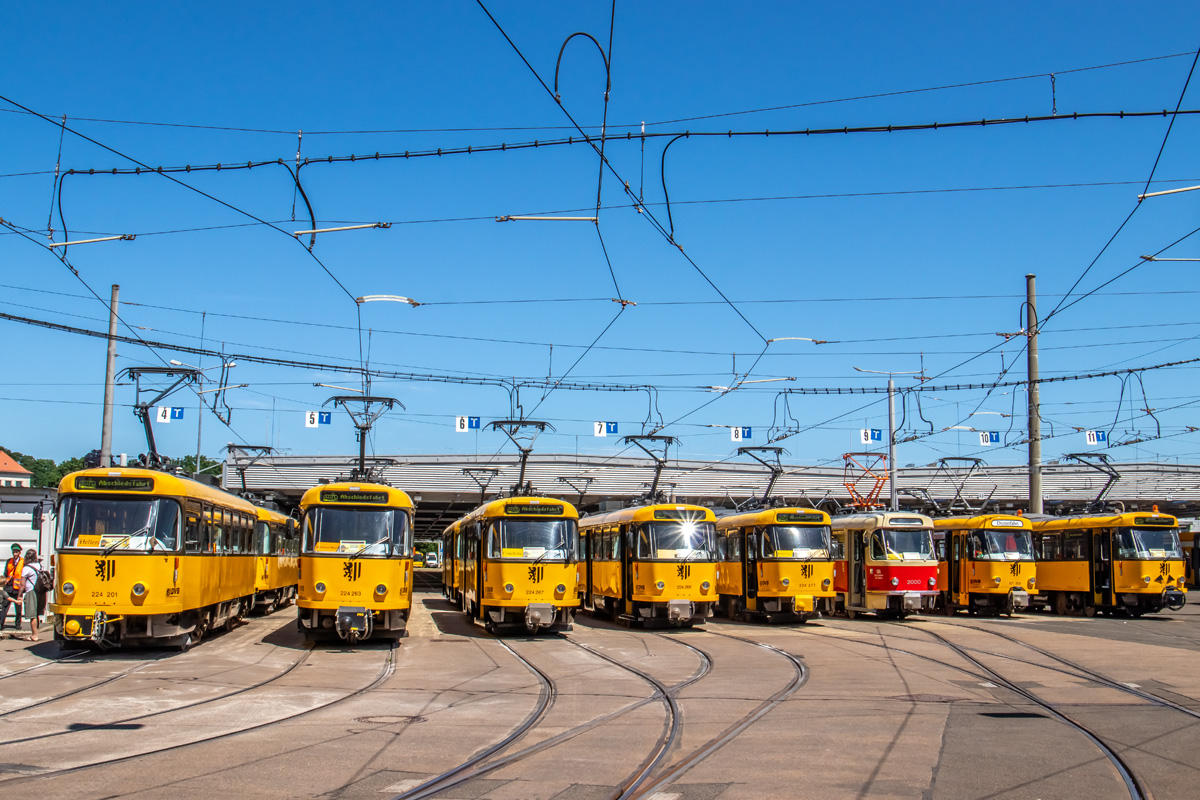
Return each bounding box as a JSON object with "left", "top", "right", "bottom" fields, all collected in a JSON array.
[{"left": 305, "top": 411, "right": 332, "bottom": 428}]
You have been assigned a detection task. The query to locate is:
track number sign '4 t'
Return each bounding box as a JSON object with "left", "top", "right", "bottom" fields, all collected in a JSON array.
[
  {"left": 978, "top": 431, "right": 1000, "bottom": 446},
  {"left": 305, "top": 411, "right": 332, "bottom": 428},
  {"left": 156, "top": 407, "right": 184, "bottom": 423},
  {"left": 860, "top": 428, "right": 883, "bottom": 444},
  {"left": 455, "top": 416, "right": 481, "bottom": 433},
  {"left": 1085, "top": 430, "right": 1108, "bottom": 446},
  {"left": 594, "top": 422, "right": 618, "bottom": 437},
  {"left": 731, "top": 426, "right": 751, "bottom": 442}
]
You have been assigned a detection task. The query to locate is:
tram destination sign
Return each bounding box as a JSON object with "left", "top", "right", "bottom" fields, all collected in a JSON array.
[
  {"left": 653, "top": 509, "right": 703, "bottom": 520},
  {"left": 1134, "top": 516, "right": 1176, "bottom": 526},
  {"left": 74, "top": 475, "right": 154, "bottom": 492},
  {"left": 776, "top": 512, "right": 826, "bottom": 523},
  {"left": 504, "top": 504, "right": 565, "bottom": 516},
  {"left": 319, "top": 490, "right": 389, "bottom": 504}
]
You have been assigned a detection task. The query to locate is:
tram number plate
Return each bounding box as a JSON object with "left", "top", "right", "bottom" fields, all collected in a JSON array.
[
  {"left": 339, "top": 590, "right": 362, "bottom": 598},
  {"left": 91, "top": 591, "right": 118, "bottom": 605}
]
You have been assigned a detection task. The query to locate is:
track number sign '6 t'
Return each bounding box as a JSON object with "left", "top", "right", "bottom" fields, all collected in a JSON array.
[{"left": 455, "top": 416, "right": 481, "bottom": 432}]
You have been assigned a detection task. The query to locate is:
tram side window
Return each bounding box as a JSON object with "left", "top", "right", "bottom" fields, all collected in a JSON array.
[
  {"left": 830, "top": 534, "right": 845, "bottom": 560},
  {"left": 870, "top": 533, "right": 887, "bottom": 560},
  {"left": 727, "top": 534, "right": 742, "bottom": 561},
  {"left": 185, "top": 502, "right": 203, "bottom": 553},
  {"left": 1063, "top": 530, "right": 1087, "bottom": 560},
  {"left": 1038, "top": 533, "right": 1062, "bottom": 561},
  {"left": 715, "top": 534, "right": 728, "bottom": 561}
]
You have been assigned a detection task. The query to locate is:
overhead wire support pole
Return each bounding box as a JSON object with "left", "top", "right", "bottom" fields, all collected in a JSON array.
[
  {"left": 99, "top": 284, "right": 119, "bottom": 468},
  {"left": 1027, "top": 274, "right": 1043, "bottom": 514}
]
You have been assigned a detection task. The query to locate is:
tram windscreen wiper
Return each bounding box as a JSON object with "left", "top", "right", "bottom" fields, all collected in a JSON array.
[
  {"left": 350, "top": 534, "right": 391, "bottom": 559},
  {"left": 103, "top": 526, "right": 148, "bottom": 555},
  {"left": 533, "top": 536, "right": 566, "bottom": 564}
]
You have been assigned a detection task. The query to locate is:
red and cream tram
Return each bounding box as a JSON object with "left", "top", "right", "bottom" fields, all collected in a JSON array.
[{"left": 831, "top": 511, "right": 938, "bottom": 618}]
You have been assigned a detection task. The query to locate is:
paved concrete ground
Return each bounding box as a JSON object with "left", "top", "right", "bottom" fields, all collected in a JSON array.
[{"left": 0, "top": 570, "right": 1198, "bottom": 799}]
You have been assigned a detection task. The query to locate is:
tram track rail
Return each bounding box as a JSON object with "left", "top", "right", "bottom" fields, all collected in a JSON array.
[
  {"left": 0, "top": 641, "right": 396, "bottom": 785},
  {"left": 622, "top": 628, "right": 809, "bottom": 800},
  {"left": 800, "top": 620, "right": 1151, "bottom": 800},
  {"left": 944, "top": 620, "right": 1200, "bottom": 720},
  {"left": 0, "top": 651, "right": 171, "bottom": 723},
  {"left": 389, "top": 627, "right": 713, "bottom": 800},
  {"left": 0, "top": 642, "right": 316, "bottom": 748},
  {"left": 916, "top": 626, "right": 1149, "bottom": 800}
]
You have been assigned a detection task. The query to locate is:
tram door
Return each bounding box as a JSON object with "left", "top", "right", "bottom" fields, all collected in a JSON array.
[
  {"left": 1093, "top": 529, "right": 1113, "bottom": 607},
  {"left": 621, "top": 525, "right": 633, "bottom": 614},
  {"left": 583, "top": 531, "right": 594, "bottom": 609},
  {"left": 850, "top": 530, "right": 865, "bottom": 607},
  {"left": 744, "top": 529, "right": 758, "bottom": 610},
  {"left": 948, "top": 534, "right": 961, "bottom": 604}
]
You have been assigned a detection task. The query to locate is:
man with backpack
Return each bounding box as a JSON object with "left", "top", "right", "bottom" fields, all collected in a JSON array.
[
  {"left": 16, "top": 549, "right": 46, "bottom": 643},
  {"left": 1, "top": 544, "right": 23, "bottom": 630}
]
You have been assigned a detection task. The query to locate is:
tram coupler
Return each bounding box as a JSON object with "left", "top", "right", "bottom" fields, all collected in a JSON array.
[
  {"left": 666, "top": 599, "right": 695, "bottom": 622},
  {"left": 901, "top": 593, "right": 923, "bottom": 612},
  {"left": 524, "top": 603, "right": 556, "bottom": 631},
  {"left": 335, "top": 606, "right": 370, "bottom": 639},
  {"left": 1008, "top": 589, "right": 1031, "bottom": 611},
  {"left": 1164, "top": 589, "right": 1186, "bottom": 611}
]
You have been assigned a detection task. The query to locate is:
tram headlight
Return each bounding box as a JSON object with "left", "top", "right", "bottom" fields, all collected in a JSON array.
[
  {"left": 822, "top": 579, "right": 831, "bottom": 589},
  {"left": 375, "top": 584, "right": 388, "bottom": 595},
  {"left": 656, "top": 581, "right": 665, "bottom": 591},
  {"left": 132, "top": 582, "right": 147, "bottom": 597},
  {"left": 927, "top": 577, "right": 937, "bottom": 588},
  {"left": 781, "top": 578, "right": 790, "bottom": 588},
  {"left": 701, "top": 581, "right": 711, "bottom": 592},
  {"left": 315, "top": 581, "right": 327, "bottom": 594},
  {"left": 555, "top": 584, "right": 566, "bottom": 594},
  {"left": 891, "top": 577, "right": 900, "bottom": 587},
  {"left": 61, "top": 581, "right": 75, "bottom": 596},
  {"left": 1144, "top": 576, "right": 1152, "bottom": 584},
  {"left": 1028, "top": 577, "right": 1035, "bottom": 589},
  {"left": 504, "top": 583, "right": 514, "bottom": 594},
  {"left": 994, "top": 576, "right": 1002, "bottom": 586}
]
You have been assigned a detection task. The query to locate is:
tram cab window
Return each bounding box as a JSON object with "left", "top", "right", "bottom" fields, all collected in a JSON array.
[
  {"left": 1115, "top": 527, "right": 1183, "bottom": 560},
  {"left": 934, "top": 535, "right": 947, "bottom": 561},
  {"left": 871, "top": 528, "right": 934, "bottom": 561},
  {"left": 967, "top": 529, "right": 1034, "bottom": 561},
  {"left": 185, "top": 513, "right": 202, "bottom": 553},
  {"left": 760, "top": 525, "right": 831, "bottom": 560},
  {"left": 256, "top": 521, "right": 271, "bottom": 555},
  {"left": 727, "top": 533, "right": 742, "bottom": 561},
  {"left": 57, "top": 496, "right": 181, "bottom": 552},
  {"left": 303, "top": 506, "right": 412, "bottom": 557},
  {"left": 634, "top": 520, "right": 715, "bottom": 560},
  {"left": 715, "top": 534, "right": 728, "bottom": 561}
]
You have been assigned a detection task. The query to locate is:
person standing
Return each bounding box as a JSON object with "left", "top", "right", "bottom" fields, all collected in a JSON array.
[
  {"left": 17, "top": 550, "right": 42, "bottom": 643},
  {"left": 1, "top": 544, "right": 23, "bottom": 630}
]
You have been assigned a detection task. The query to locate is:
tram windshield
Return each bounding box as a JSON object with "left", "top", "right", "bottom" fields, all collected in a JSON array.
[
  {"left": 57, "top": 496, "right": 180, "bottom": 552},
  {"left": 967, "top": 529, "right": 1034, "bottom": 561},
  {"left": 870, "top": 528, "right": 934, "bottom": 561},
  {"left": 1115, "top": 527, "right": 1183, "bottom": 560},
  {"left": 760, "top": 525, "right": 832, "bottom": 560},
  {"left": 303, "top": 507, "right": 411, "bottom": 557},
  {"left": 486, "top": 518, "right": 578, "bottom": 561},
  {"left": 635, "top": 521, "right": 715, "bottom": 560}
]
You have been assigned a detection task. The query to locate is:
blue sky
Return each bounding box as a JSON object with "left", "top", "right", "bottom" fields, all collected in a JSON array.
[{"left": 3, "top": 2, "right": 1200, "bottom": 472}]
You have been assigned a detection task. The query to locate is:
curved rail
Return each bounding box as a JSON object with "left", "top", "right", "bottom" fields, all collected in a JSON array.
[
  {"left": 626, "top": 629, "right": 808, "bottom": 800},
  {"left": 391, "top": 636, "right": 559, "bottom": 800},
  {"left": 0, "top": 641, "right": 396, "bottom": 785},
  {"left": 0, "top": 652, "right": 171, "bottom": 723},
  {"left": 918, "top": 627, "right": 1147, "bottom": 800},
  {"left": 0, "top": 643, "right": 316, "bottom": 749}
]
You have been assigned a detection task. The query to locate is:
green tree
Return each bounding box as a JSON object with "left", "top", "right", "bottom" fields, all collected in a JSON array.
[{"left": 175, "top": 454, "right": 222, "bottom": 477}]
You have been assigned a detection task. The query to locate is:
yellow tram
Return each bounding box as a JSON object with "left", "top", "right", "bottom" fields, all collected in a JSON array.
[
  {"left": 580, "top": 503, "right": 718, "bottom": 627},
  {"left": 1029, "top": 507, "right": 1187, "bottom": 616},
  {"left": 51, "top": 467, "right": 262, "bottom": 650},
  {"left": 715, "top": 507, "right": 834, "bottom": 623},
  {"left": 253, "top": 505, "right": 299, "bottom": 613},
  {"left": 442, "top": 496, "right": 580, "bottom": 633},
  {"left": 297, "top": 482, "right": 415, "bottom": 642},
  {"left": 932, "top": 513, "right": 1036, "bottom": 616}
]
